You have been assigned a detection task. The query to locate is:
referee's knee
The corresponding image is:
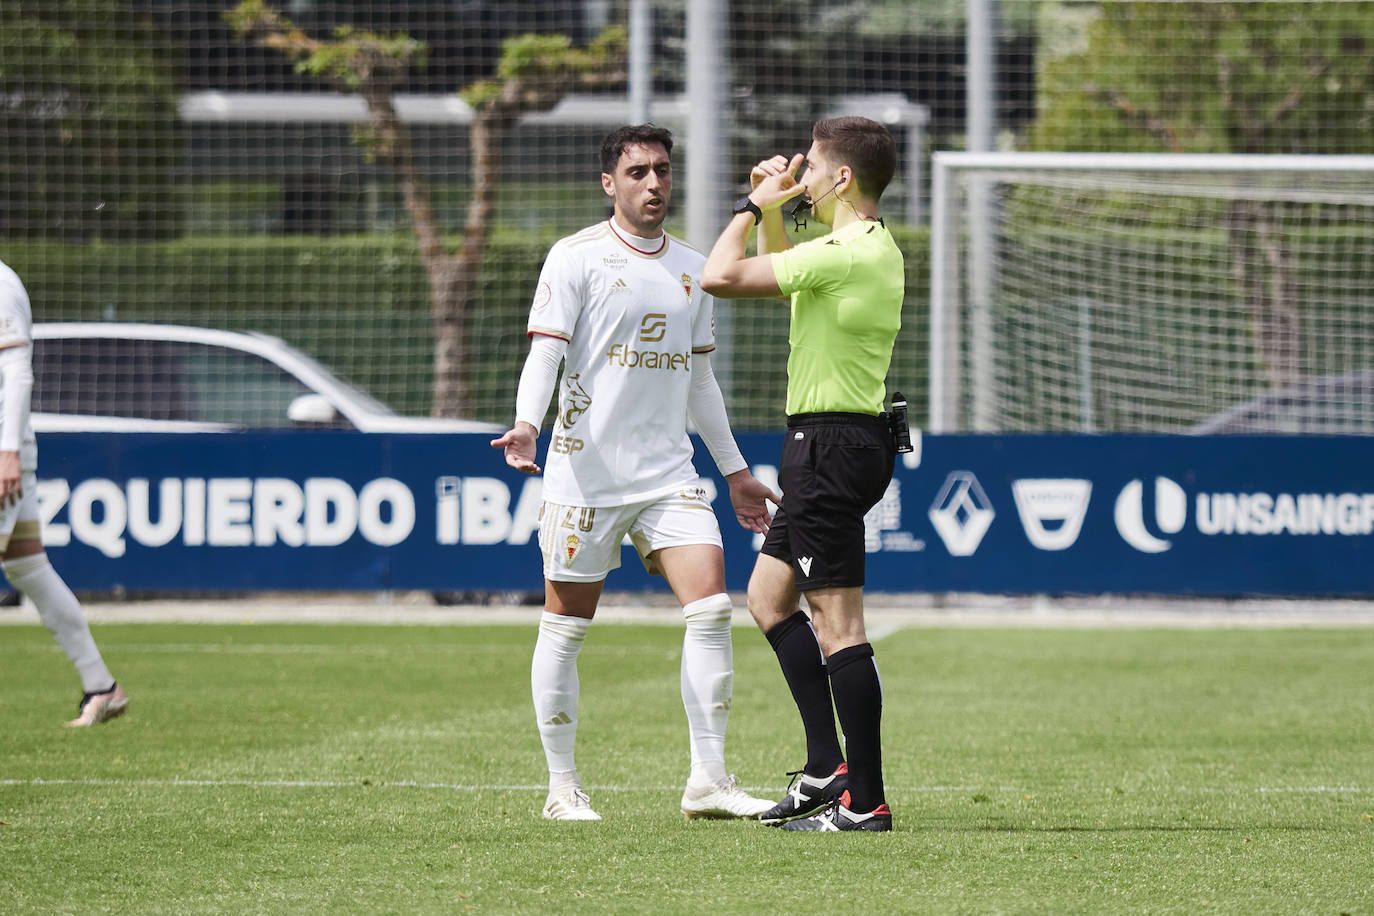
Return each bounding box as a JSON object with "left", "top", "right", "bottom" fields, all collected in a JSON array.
[{"left": 745, "top": 555, "right": 797, "bottom": 630}]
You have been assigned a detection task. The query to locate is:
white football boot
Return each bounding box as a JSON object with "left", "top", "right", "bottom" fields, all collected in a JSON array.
[
  {"left": 66, "top": 683, "right": 129, "bottom": 727},
  {"left": 680, "top": 774, "right": 773, "bottom": 820},
  {"left": 542, "top": 786, "right": 602, "bottom": 821}
]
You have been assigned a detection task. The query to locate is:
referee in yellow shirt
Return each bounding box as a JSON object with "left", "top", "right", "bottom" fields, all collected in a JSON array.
[{"left": 702, "top": 116, "right": 904, "bottom": 832}]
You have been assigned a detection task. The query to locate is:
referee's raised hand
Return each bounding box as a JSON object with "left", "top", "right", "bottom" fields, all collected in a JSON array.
[
  {"left": 750, "top": 154, "right": 792, "bottom": 189},
  {"left": 749, "top": 153, "right": 808, "bottom": 213}
]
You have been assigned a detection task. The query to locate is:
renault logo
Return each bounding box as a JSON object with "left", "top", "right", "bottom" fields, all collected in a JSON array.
[{"left": 928, "top": 471, "right": 995, "bottom": 556}]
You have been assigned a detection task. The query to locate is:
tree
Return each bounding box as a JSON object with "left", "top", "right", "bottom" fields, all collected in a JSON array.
[
  {"left": 1029, "top": 1, "right": 1374, "bottom": 156},
  {"left": 1027, "top": 1, "right": 1374, "bottom": 389},
  {"left": 0, "top": 0, "right": 183, "bottom": 241},
  {"left": 227, "top": 1, "right": 625, "bottom": 417}
]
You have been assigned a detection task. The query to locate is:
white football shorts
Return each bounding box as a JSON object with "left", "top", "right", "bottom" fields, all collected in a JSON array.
[
  {"left": 0, "top": 472, "right": 43, "bottom": 553},
  {"left": 538, "top": 482, "right": 723, "bottom": 582}
]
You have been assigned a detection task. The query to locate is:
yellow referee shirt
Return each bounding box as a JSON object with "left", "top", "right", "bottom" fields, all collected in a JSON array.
[{"left": 769, "top": 220, "right": 904, "bottom": 416}]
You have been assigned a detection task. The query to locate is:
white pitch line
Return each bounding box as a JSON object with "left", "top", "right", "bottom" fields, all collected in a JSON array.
[
  {"left": 0, "top": 642, "right": 683, "bottom": 658},
  {"left": 2, "top": 778, "right": 1368, "bottom": 795},
  {"left": 5, "top": 596, "right": 1374, "bottom": 629}
]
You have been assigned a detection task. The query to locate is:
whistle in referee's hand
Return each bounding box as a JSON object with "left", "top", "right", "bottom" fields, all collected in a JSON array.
[{"left": 889, "top": 391, "right": 913, "bottom": 453}]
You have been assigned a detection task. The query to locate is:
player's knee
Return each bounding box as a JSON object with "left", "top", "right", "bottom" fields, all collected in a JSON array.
[
  {"left": 2, "top": 550, "right": 51, "bottom": 589},
  {"left": 683, "top": 592, "right": 731, "bottom": 626}
]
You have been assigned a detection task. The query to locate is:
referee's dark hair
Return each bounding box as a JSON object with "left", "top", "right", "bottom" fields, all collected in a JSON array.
[
  {"left": 600, "top": 124, "right": 674, "bottom": 175},
  {"left": 813, "top": 116, "right": 897, "bottom": 201}
]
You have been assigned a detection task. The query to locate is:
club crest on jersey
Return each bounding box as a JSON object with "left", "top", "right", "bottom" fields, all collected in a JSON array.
[
  {"left": 564, "top": 534, "right": 584, "bottom": 565},
  {"left": 681, "top": 273, "right": 694, "bottom": 299}
]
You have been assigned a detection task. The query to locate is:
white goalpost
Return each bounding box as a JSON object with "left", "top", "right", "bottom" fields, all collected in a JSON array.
[{"left": 929, "top": 152, "right": 1374, "bottom": 434}]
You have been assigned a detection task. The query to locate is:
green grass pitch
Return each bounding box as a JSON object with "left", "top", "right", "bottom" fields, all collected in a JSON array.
[{"left": 1, "top": 619, "right": 1371, "bottom": 914}]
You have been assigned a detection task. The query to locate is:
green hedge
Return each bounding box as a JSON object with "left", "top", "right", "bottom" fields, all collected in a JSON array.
[{"left": 3, "top": 224, "right": 932, "bottom": 431}]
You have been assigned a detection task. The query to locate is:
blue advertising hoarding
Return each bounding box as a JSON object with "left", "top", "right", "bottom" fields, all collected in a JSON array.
[
  {"left": 870, "top": 433, "right": 1373, "bottom": 595},
  {"left": 34, "top": 431, "right": 1374, "bottom": 596}
]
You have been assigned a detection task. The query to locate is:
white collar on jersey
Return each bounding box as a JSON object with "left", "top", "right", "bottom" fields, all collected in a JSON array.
[{"left": 607, "top": 218, "right": 668, "bottom": 256}]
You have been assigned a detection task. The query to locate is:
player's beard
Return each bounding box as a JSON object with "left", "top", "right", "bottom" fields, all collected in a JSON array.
[{"left": 628, "top": 197, "right": 667, "bottom": 236}]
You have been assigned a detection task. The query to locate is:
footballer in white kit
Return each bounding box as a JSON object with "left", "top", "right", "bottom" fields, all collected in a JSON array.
[
  {"left": 527, "top": 220, "right": 729, "bottom": 580},
  {"left": 0, "top": 259, "right": 129, "bottom": 727},
  {"left": 491, "top": 125, "right": 779, "bottom": 824}
]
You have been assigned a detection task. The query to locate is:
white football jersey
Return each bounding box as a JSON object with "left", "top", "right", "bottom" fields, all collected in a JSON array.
[
  {"left": 0, "top": 262, "right": 38, "bottom": 471},
  {"left": 527, "top": 220, "right": 716, "bottom": 507}
]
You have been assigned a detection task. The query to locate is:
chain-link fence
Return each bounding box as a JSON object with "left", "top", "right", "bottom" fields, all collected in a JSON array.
[{"left": 4, "top": 1, "right": 1373, "bottom": 431}]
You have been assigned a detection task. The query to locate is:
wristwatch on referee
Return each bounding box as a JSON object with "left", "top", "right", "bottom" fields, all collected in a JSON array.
[{"left": 732, "top": 196, "right": 762, "bottom": 225}]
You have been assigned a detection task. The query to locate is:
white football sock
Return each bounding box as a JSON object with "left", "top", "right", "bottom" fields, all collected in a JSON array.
[
  {"left": 531, "top": 611, "right": 591, "bottom": 790},
  {"left": 4, "top": 553, "right": 113, "bottom": 694},
  {"left": 681, "top": 593, "right": 734, "bottom": 787}
]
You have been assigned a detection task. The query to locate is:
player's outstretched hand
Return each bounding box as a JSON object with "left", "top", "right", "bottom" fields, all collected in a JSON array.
[
  {"left": 725, "top": 469, "right": 782, "bottom": 535},
  {"left": 490, "top": 422, "right": 542, "bottom": 475},
  {"left": 0, "top": 451, "right": 20, "bottom": 508}
]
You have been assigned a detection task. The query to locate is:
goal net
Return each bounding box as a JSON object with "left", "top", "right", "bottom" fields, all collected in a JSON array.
[{"left": 929, "top": 152, "right": 1374, "bottom": 435}]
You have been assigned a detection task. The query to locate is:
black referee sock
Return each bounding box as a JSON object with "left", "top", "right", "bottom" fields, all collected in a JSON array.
[
  {"left": 764, "top": 611, "right": 845, "bottom": 776},
  {"left": 827, "top": 642, "right": 885, "bottom": 813}
]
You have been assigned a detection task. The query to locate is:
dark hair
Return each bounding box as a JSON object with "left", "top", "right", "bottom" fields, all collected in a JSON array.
[
  {"left": 812, "top": 116, "right": 897, "bottom": 200},
  {"left": 600, "top": 124, "right": 674, "bottom": 175}
]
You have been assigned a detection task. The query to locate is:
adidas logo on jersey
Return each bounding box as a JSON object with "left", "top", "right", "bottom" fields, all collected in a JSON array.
[{"left": 610, "top": 278, "right": 630, "bottom": 294}]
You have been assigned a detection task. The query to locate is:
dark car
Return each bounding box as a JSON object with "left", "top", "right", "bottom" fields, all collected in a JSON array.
[{"left": 1190, "top": 371, "right": 1374, "bottom": 435}]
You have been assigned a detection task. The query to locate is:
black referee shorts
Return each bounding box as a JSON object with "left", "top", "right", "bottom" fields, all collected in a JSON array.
[{"left": 760, "top": 412, "right": 896, "bottom": 591}]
